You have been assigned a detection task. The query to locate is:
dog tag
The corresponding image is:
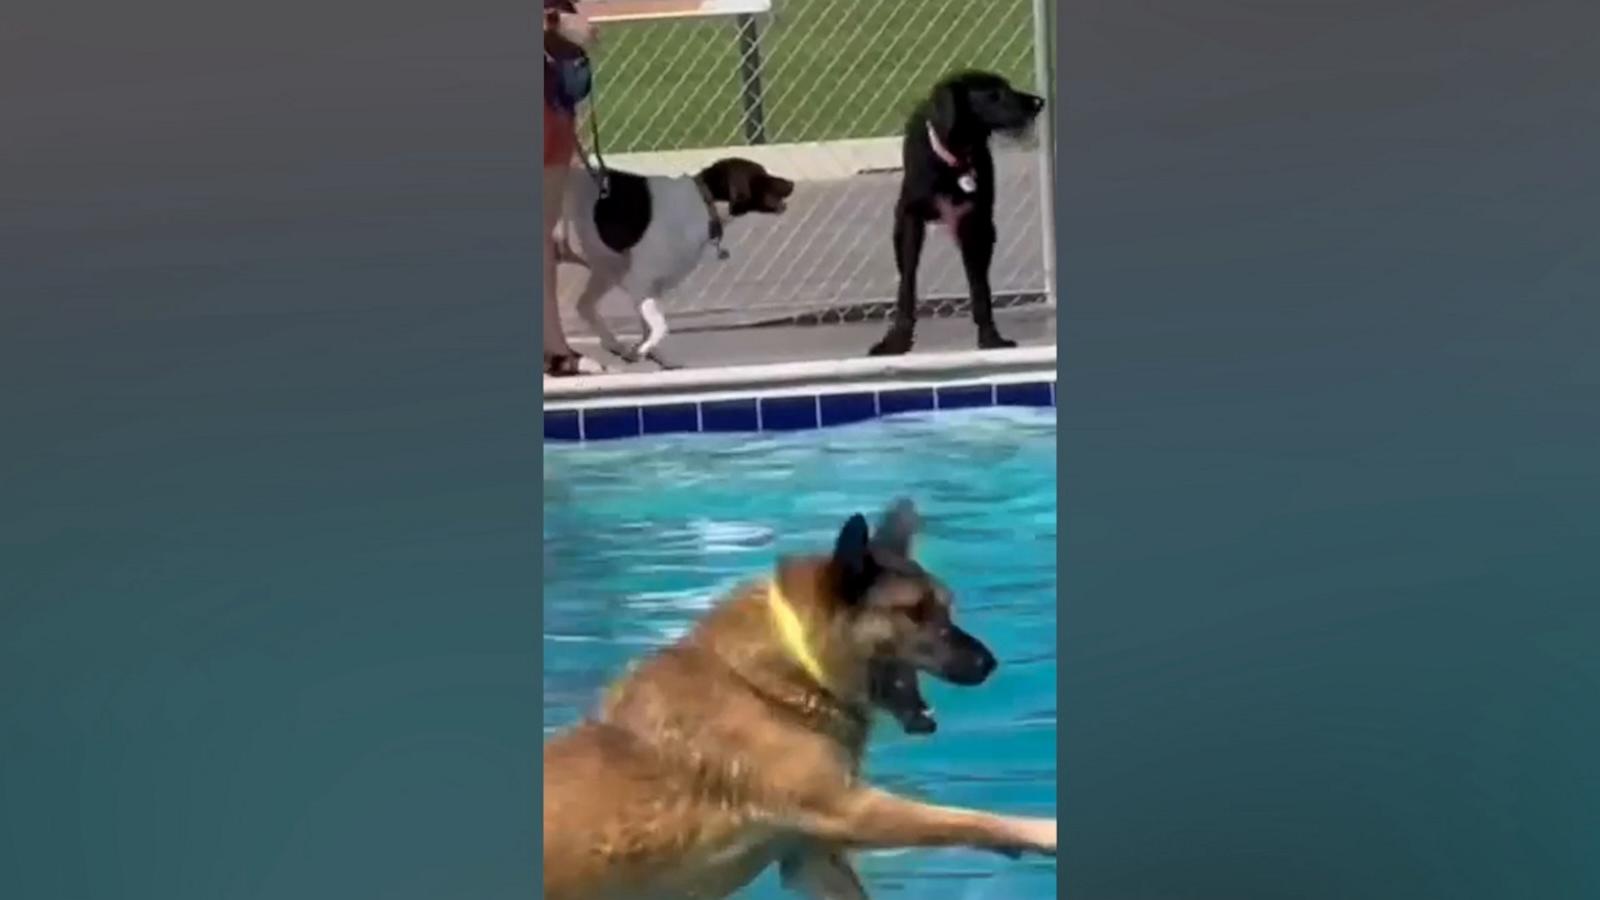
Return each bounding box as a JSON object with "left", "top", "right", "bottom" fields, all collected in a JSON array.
[{"left": 957, "top": 172, "right": 977, "bottom": 194}]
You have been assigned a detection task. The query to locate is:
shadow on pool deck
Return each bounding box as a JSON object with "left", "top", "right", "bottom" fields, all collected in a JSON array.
[{"left": 567, "top": 305, "right": 1056, "bottom": 372}]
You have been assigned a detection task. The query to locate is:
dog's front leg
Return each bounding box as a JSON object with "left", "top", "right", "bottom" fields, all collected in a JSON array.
[
  {"left": 869, "top": 213, "right": 925, "bottom": 357},
  {"left": 779, "top": 844, "right": 869, "bottom": 900},
  {"left": 954, "top": 214, "right": 1015, "bottom": 350},
  {"left": 573, "top": 273, "right": 632, "bottom": 361},
  {"left": 800, "top": 787, "right": 1055, "bottom": 859},
  {"left": 629, "top": 297, "right": 680, "bottom": 369}
]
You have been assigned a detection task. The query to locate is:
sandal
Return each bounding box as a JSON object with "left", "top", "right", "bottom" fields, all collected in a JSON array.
[{"left": 544, "top": 351, "right": 605, "bottom": 377}]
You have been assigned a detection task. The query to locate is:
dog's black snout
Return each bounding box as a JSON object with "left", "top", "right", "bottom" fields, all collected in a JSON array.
[
  {"left": 936, "top": 624, "right": 999, "bottom": 686},
  {"left": 966, "top": 642, "right": 997, "bottom": 684},
  {"left": 962, "top": 628, "right": 999, "bottom": 682}
]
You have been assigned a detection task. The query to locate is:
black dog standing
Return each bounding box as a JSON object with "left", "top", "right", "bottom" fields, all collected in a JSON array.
[{"left": 869, "top": 71, "right": 1046, "bottom": 357}]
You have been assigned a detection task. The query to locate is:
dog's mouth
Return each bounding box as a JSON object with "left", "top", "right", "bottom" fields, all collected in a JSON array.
[
  {"left": 763, "top": 181, "right": 794, "bottom": 213},
  {"left": 865, "top": 636, "right": 996, "bottom": 735},
  {"left": 868, "top": 657, "right": 938, "bottom": 735},
  {"left": 999, "top": 119, "right": 1037, "bottom": 138},
  {"left": 994, "top": 94, "right": 1045, "bottom": 137}
]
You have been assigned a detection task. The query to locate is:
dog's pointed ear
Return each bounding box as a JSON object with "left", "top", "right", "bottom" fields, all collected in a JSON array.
[
  {"left": 872, "top": 498, "right": 919, "bottom": 558},
  {"left": 928, "top": 82, "right": 960, "bottom": 140},
  {"left": 831, "top": 513, "right": 875, "bottom": 603}
]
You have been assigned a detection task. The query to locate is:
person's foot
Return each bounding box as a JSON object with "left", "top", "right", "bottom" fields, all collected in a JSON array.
[{"left": 544, "top": 351, "right": 605, "bottom": 377}]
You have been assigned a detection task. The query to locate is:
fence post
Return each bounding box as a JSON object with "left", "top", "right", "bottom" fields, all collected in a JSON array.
[
  {"left": 1031, "top": 0, "right": 1056, "bottom": 309},
  {"left": 735, "top": 13, "right": 769, "bottom": 144}
]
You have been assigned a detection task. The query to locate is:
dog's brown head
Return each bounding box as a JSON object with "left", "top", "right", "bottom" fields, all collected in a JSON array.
[
  {"left": 927, "top": 69, "right": 1045, "bottom": 143},
  {"left": 697, "top": 158, "right": 795, "bottom": 216},
  {"left": 779, "top": 499, "right": 995, "bottom": 735}
]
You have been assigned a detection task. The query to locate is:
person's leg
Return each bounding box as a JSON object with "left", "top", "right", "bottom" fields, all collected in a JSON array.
[
  {"left": 543, "top": 160, "right": 572, "bottom": 358},
  {"left": 542, "top": 108, "right": 603, "bottom": 375}
]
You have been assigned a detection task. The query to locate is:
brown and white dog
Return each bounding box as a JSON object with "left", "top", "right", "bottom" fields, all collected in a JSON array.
[
  {"left": 543, "top": 499, "right": 1056, "bottom": 899},
  {"left": 556, "top": 158, "right": 794, "bottom": 370}
]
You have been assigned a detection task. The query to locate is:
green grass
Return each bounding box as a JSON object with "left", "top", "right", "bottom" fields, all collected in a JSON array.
[{"left": 585, "top": 0, "right": 1037, "bottom": 153}]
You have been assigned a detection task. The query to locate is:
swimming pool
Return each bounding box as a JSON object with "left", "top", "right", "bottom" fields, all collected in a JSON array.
[{"left": 543, "top": 405, "right": 1057, "bottom": 898}]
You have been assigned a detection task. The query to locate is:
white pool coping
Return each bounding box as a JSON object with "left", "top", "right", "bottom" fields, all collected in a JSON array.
[
  {"left": 543, "top": 345, "right": 1057, "bottom": 411},
  {"left": 595, "top": 135, "right": 1042, "bottom": 185}
]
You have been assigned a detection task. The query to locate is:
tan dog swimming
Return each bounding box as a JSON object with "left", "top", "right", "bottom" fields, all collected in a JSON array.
[{"left": 543, "top": 499, "right": 1056, "bottom": 899}]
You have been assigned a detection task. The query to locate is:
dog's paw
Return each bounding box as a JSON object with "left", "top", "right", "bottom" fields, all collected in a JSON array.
[
  {"left": 646, "top": 351, "right": 682, "bottom": 371},
  {"left": 1007, "top": 816, "right": 1057, "bottom": 857},
  {"left": 869, "top": 329, "right": 915, "bottom": 356},
  {"left": 977, "top": 331, "right": 1017, "bottom": 351},
  {"left": 987, "top": 815, "right": 1056, "bottom": 859},
  {"left": 599, "top": 341, "right": 636, "bottom": 364}
]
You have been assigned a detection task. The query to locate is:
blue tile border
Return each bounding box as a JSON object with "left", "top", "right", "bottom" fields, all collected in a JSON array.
[
  {"left": 819, "top": 392, "right": 877, "bottom": 427},
  {"left": 936, "top": 383, "right": 995, "bottom": 410},
  {"left": 641, "top": 402, "right": 699, "bottom": 436},
  {"left": 581, "top": 407, "right": 641, "bottom": 441},
  {"left": 759, "top": 395, "right": 819, "bottom": 431},
  {"left": 544, "top": 409, "right": 581, "bottom": 442},
  {"left": 701, "top": 398, "right": 758, "bottom": 433},
  {"left": 997, "top": 380, "right": 1054, "bottom": 407},
  {"left": 545, "top": 379, "right": 1056, "bottom": 443},
  {"left": 879, "top": 387, "right": 935, "bottom": 416}
]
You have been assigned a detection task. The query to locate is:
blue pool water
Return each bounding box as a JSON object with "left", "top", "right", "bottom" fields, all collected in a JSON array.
[{"left": 543, "top": 406, "right": 1057, "bottom": 898}]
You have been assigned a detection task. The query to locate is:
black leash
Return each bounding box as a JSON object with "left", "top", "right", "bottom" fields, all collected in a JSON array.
[
  {"left": 577, "top": 111, "right": 610, "bottom": 197},
  {"left": 694, "top": 179, "right": 731, "bottom": 261},
  {"left": 568, "top": 55, "right": 610, "bottom": 199}
]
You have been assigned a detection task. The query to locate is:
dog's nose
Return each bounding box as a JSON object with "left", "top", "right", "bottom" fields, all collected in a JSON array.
[
  {"left": 978, "top": 648, "right": 998, "bottom": 678},
  {"left": 1028, "top": 94, "right": 1045, "bottom": 112}
]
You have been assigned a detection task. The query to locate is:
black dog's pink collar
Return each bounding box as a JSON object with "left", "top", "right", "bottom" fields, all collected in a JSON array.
[{"left": 926, "top": 123, "right": 977, "bottom": 194}]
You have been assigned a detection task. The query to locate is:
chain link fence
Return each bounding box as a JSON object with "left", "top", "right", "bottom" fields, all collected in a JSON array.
[{"left": 562, "top": 0, "right": 1054, "bottom": 335}]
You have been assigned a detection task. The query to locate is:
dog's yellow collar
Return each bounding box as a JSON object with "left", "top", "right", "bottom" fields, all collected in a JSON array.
[{"left": 767, "top": 580, "right": 829, "bottom": 689}]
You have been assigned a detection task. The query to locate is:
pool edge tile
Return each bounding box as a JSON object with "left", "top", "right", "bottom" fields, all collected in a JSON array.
[
  {"left": 544, "top": 409, "right": 581, "bottom": 441},
  {"left": 937, "top": 383, "right": 996, "bottom": 410},
  {"left": 702, "top": 398, "right": 759, "bottom": 433},
  {"left": 819, "top": 392, "right": 877, "bottom": 427},
  {"left": 582, "top": 406, "right": 643, "bottom": 441},
  {"left": 997, "top": 381, "right": 1054, "bottom": 408},
  {"left": 759, "top": 395, "right": 820, "bottom": 431},
  {"left": 879, "top": 388, "right": 936, "bottom": 416},
  {"left": 642, "top": 402, "right": 700, "bottom": 436}
]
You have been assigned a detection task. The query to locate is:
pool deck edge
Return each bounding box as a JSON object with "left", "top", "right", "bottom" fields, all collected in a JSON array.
[{"left": 544, "top": 345, "right": 1057, "bottom": 411}]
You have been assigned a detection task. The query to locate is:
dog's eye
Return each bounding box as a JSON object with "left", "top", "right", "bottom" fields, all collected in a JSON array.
[{"left": 906, "top": 598, "right": 937, "bottom": 625}]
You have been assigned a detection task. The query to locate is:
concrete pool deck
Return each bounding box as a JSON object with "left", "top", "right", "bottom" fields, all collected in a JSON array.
[
  {"left": 556, "top": 304, "right": 1056, "bottom": 376},
  {"left": 545, "top": 306, "right": 1057, "bottom": 413}
]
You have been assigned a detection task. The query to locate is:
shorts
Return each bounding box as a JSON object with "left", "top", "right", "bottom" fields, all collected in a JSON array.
[{"left": 544, "top": 104, "right": 577, "bottom": 167}]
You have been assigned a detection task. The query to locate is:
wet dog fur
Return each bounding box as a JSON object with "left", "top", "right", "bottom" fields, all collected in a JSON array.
[{"left": 542, "top": 499, "right": 1056, "bottom": 899}]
